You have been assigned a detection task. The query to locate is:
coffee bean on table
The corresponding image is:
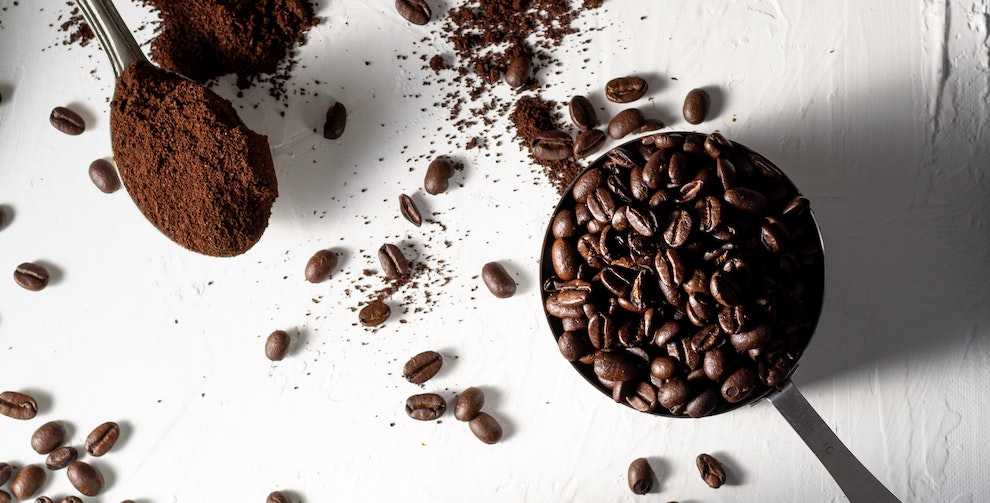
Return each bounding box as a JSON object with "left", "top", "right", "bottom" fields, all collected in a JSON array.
[
  {"left": 504, "top": 54, "right": 531, "bottom": 88},
  {"left": 13, "top": 262, "right": 50, "bottom": 291},
  {"left": 46, "top": 446, "right": 79, "bottom": 470},
  {"left": 31, "top": 420, "right": 66, "bottom": 454},
  {"left": 264, "top": 330, "right": 291, "bottom": 361},
  {"left": 608, "top": 108, "right": 645, "bottom": 139},
  {"left": 395, "top": 0, "right": 431, "bottom": 25},
  {"left": 359, "top": 300, "right": 390, "bottom": 326},
  {"left": 323, "top": 102, "right": 346, "bottom": 139},
  {"left": 0, "top": 390, "right": 39, "bottom": 419},
  {"left": 35, "top": 497, "right": 55, "bottom": 503},
  {"left": 267, "top": 491, "right": 292, "bottom": 503},
  {"left": 405, "top": 393, "right": 446, "bottom": 420},
  {"left": 605, "top": 76, "right": 648, "bottom": 103},
  {"left": 636, "top": 119, "right": 665, "bottom": 135},
  {"left": 569, "top": 95, "right": 597, "bottom": 130},
  {"left": 67, "top": 461, "right": 104, "bottom": 496},
  {"left": 0, "top": 490, "right": 10, "bottom": 503},
  {"left": 10, "top": 464, "right": 46, "bottom": 500},
  {"left": 683, "top": 88, "right": 710, "bottom": 125},
  {"left": 304, "top": 249, "right": 338, "bottom": 283},
  {"left": 468, "top": 411, "right": 502, "bottom": 444},
  {"left": 627, "top": 457, "right": 654, "bottom": 495},
  {"left": 573, "top": 129, "right": 606, "bottom": 159},
  {"left": 50, "top": 106, "right": 85, "bottom": 135},
  {"left": 89, "top": 159, "right": 120, "bottom": 193},
  {"left": 424, "top": 156, "right": 455, "bottom": 195},
  {"left": 403, "top": 350, "right": 442, "bottom": 384},
  {"left": 61, "top": 496, "right": 83, "bottom": 503},
  {"left": 378, "top": 243, "right": 410, "bottom": 280},
  {"left": 454, "top": 387, "right": 485, "bottom": 421},
  {"left": 696, "top": 453, "right": 726, "bottom": 488},
  {"left": 481, "top": 261, "right": 516, "bottom": 298},
  {"left": 531, "top": 130, "right": 573, "bottom": 161},
  {"left": 0, "top": 462, "right": 10, "bottom": 485},
  {"left": 398, "top": 194, "right": 422, "bottom": 227}
]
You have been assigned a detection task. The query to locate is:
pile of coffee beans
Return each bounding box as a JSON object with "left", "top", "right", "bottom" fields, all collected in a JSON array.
[
  {"left": 455, "top": 387, "right": 502, "bottom": 444},
  {"left": 541, "top": 131, "right": 824, "bottom": 417}
]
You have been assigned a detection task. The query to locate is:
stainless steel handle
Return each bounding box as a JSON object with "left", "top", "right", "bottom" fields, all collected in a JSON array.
[
  {"left": 75, "top": 0, "right": 147, "bottom": 77},
  {"left": 768, "top": 380, "right": 900, "bottom": 502}
]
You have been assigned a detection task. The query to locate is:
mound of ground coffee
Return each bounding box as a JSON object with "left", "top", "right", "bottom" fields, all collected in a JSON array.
[{"left": 110, "top": 61, "right": 278, "bottom": 257}]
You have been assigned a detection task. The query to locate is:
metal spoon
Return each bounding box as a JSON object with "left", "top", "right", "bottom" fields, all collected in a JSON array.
[{"left": 75, "top": 0, "right": 146, "bottom": 78}]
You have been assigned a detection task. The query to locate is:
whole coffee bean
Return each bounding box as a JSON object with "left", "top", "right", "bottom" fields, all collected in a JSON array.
[
  {"left": 696, "top": 453, "right": 726, "bottom": 488},
  {"left": 550, "top": 238, "right": 580, "bottom": 281},
  {"left": 323, "top": 102, "right": 346, "bottom": 139},
  {"left": 557, "top": 331, "right": 590, "bottom": 362},
  {"left": 398, "top": 194, "right": 422, "bottom": 227},
  {"left": 0, "top": 491, "right": 9, "bottom": 503},
  {"left": 13, "top": 262, "right": 50, "bottom": 291},
  {"left": 663, "top": 209, "right": 693, "bottom": 248},
  {"left": 89, "top": 159, "right": 120, "bottom": 193},
  {"left": 636, "top": 119, "right": 665, "bottom": 135},
  {"left": 729, "top": 323, "right": 770, "bottom": 351},
  {"left": 378, "top": 243, "right": 410, "bottom": 280},
  {"left": 593, "top": 351, "right": 642, "bottom": 381},
  {"left": 721, "top": 366, "right": 758, "bottom": 403},
  {"left": 61, "top": 497, "right": 83, "bottom": 503},
  {"left": 605, "top": 76, "right": 648, "bottom": 103},
  {"left": 657, "top": 379, "right": 689, "bottom": 412},
  {"left": 267, "top": 490, "right": 292, "bottom": 503},
  {"left": 569, "top": 95, "right": 597, "bottom": 130},
  {"left": 468, "top": 412, "right": 502, "bottom": 444},
  {"left": 265, "top": 330, "right": 290, "bottom": 361},
  {"left": 424, "top": 156, "right": 454, "bottom": 195},
  {"left": 46, "top": 445, "right": 79, "bottom": 470},
  {"left": 0, "top": 207, "right": 6, "bottom": 230},
  {"left": 50, "top": 106, "right": 85, "bottom": 135},
  {"left": 504, "top": 54, "right": 531, "bottom": 88},
  {"left": 704, "top": 132, "right": 733, "bottom": 158},
  {"left": 481, "top": 261, "right": 516, "bottom": 298},
  {"left": 551, "top": 209, "right": 577, "bottom": 239},
  {"left": 0, "top": 462, "right": 10, "bottom": 485},
  {"left": 627, "top": 457, "right": 654, "bottom": 494},
  {"left": 723, "top": 187, "right": 768, "bottom": 217},
  {"left": 403, "top": 350, "right": 442, "bottom": 384},
  {"left": 625, "top": 381, "right": 658, "bottom": 412},
  {"left": 531, "top": 130, "right": 573, "bottom": 161},
  {"left": 405, "top": 393, "right": 446, "bottom": 420},
  {"left": 395, "top": 0, "right": 431, "bottom": 24},
  {"left": 37, "top": 496, "right": 56, "bottom": 503},
  {"left": 682, "top": 89, "right": 710, "bottom": 125},
  {"left": 685, "top": 387, "right": 720, "bottom": 418},
  {"left": 31, "top": 420, "right": 66, "bottom": 454},
  {"left": 359, "top": 300, "right": 391, "bottom": 326},
  {"left": 608, "top": 108, "right": 645, "bottom": 139},
  {"left": 304, "top": 249, "right": 338, "bottom": 283},
  {"left": 573, "top": 129, "right": 606, "bottom": 159},
  {"left": 0, "top": 390, "right": 38, "bottom": 419},
  {"left": 571, "top": 168, "right": 604, "bottom": 203},
  {"left": 67, "top": 461, "right": 104, "bottom": 496},
  {"left": 10, "top": 464, "right": 46, "bottom": 500},
  {"left": 454, "top": 386, "right": 485, "bottom": 421}
]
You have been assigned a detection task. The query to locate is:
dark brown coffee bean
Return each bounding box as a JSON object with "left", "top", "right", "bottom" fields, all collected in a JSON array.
[
  {"left": 605, "top": 76, "right": 648, "bottom": 103},
  {"left": 696, "top": 453, "right": 726, "bottom": 488},
  {"left": 558, "top": 331, "right": 590, "bottom": 362},
  {"left": 403, "top": 350, "right": 443, "bottom": 384},
  {"left": 67, "top": 461, "right": 104, "bottom": 496},
  {"left": 50, "top": 106, "right": 85, "bottom": 135},
  {"left": 13, "top": 262, "right": 50, "bottom": 291},
  {"left": 703, "top": 131, "right": 733, "bottom": 158},
  {"left": 61, "top": 497, "right": 83, "bottom": 503},
  {"left": 573, "top": 129, "right": 606, "bottom": 159},
  {"left": 0, "top": 390, "right": 38, "bottom": 419},
  {"left": 608, "top": 108, "right": 645, "bottom": 140},
  {"left": 531, "top": 130, "right": 573, "bottom": 161},
  {"left": 569, "top": 95, "right": 597, "bottom": 130},
  {"left": 482, "top": 261, "right": 516, "bottom": 298},
  {"left": 782, "top": 196, "right": 811, "bottom": 219},
  {"left": 663, "top": 209, "right": 693, "bottom": 248},
  {"left": 46, "top": 445, "right": 78, "bottom": 470},
  {"left": 395, "top": 0, "right": 431, "bottom": 25},
  {"left": 696, "top": 196, "right": 722, "bottom": 232},
  {"left": 454, "top": 387, "right": 485, "bottom": 421},
  {"left": 723, "top": 187, "right": 768, "bottom": 217},
  {"left": 0, "top": 463, "right": 10, "bottom": 486},
  {"left": 593, "top": 351, "right": 642, "bottom": 381},
  {"left": 627, "top": 457, "right": 654, "bottom": 494},
  {"left": 686, "top": 387, "right": 720, "bottom": 418},
  {"left": 405, "top": 393, "right": 446, "bottom": 420},
  {"left": 424, "top": 157, "right": 454, "bottom": 195},
  {"left": 691, "top": 325, "right": 724, "bottom": 353},
  {"left": 11, "top": 464, "right": 46, "bottom": 500},
  {"left": 636, "top": 119, "right": 665, "bottom": 135},
  {"left": 36, "top": 496, "right": 56, "bottom": 503},
  {"left": 625, "top": 381, "right": 658, "bottom": 412},
  {"left": 469, "top": 411, "right": 502, "bottom": 444},
  {"left": 378, "top": 243, "right": 410, "bottom": 280},
  {"left": 504, "top": 54, "right": 531, "bottom": 88},
  {"left": 265, "top": 330, "right": 290, "bottom": 361},
  {"left": 85, "top": 421, "right": 120, "bottom": 458},
  {"left": 716, "top": 157, "right": 737, "bottom": 190},
  {"left": 760, "top": 216, "right": 789, "bottom": 253},
  {"left": 398, "top": 194, "right": 423, "bottom": 227},
  {"left": 730, "top": 323, "right": 771, "bottom": 351},
  {"left": 721, "top": 366, "right": 758, "bottom": 403},
  {"left": 0, "top": 491, "right": 9, "bottom": 503},
  {"left": 709, "top": 270, "right": 743, "bottom": 307},
  {"left": 267, "top": 491, "right": 292, "bottom": 503},
  {"left": 658, "top": 378, "right": 690, "bottom": 412},
  {"left": 359, "top": 300, "right": 390, "bottom": 326},
  {"left": 31, "top": 420, "right": 66, "bottom": 454},
  {"left": 551, "top": 209, "right": 577, "bottom": 239},
  {"left": 545, "top": 294, "right": 585, "bottom": 319},
  {"left": 572, "top": 168, "right": 604, "bottom": 203},
  {"left": 89, "top": 159, "right": 120, "bottom": 193},
  {"left": 556, "top": 279, "right": 592, "bottom": 307},
  {"left": 682, "top": 89, "right": 709, "bottom": 125},
  {"left": 304, "top": 249, "right": 338, "bottom": 283},
  {"left": 550, "top": 238, "right": 580, "bottom": 281}
]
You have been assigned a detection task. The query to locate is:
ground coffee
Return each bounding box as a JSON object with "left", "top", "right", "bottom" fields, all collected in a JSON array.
[{"left": 110, "top": 61, "right": 278, "bottom": 257}]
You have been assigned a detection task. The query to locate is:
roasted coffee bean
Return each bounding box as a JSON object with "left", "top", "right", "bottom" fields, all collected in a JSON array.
[
  {"left": 482, "top": 261, "right": 517, "bottom": 298},
  {"left": 605, "top": 76, "right": 648, "bottom": 103},
  {"left": 50, "top": 106, "right": 85, "bottom": 135},
  {"left": 0, "top": 491, "right": 9, "bottom": 503},
  {"left": 657, "top": 378, "right": 690, "bottom": 412},
  {"left": 0, "top": 463, "right": 10, "bottom": 487},
  {"left": 730, "top": 323, "right": 771, "bottom": 351},
  {"left": 782, "top": 196, "right": 811, "bottom": 219},
  {"left": 721, "top": 366, "right": 758, "bottom": 403},
  {"left": 424, "top": 156, "right": 455, "bottom": 195},
  {"left": 703, "top": 347, "right": 728, "bottom": 382},
  {"left": 625, "top": 381, "right": 658, "bottom": 412},
  {"left": 723, "top": 187, "right": 768, "bottom": 217},
  {"left": 551, "top": 209, "right": 578, "bottom": 239},
  {"left": 267, "top": 491, "right": 292, "bottom": 503},
  {"left": 13, "top": 262, "right": 50, "bottom": 291},
  {"left": 405, "top": 393, "right": 446, "bottom": 420},
  {"left": 61, "top": 497, "right": 83, "bottom": 503},
  {"left": 572, "top": 168, "right": 604, "bottom": 203},
  {"left": 0, "top": 207, "right": 6, "bottom": 231},
  {"left": 569, "top": 95, "right": 597, "bottom": 130},
  {"left": 88, "top": 159, "right": 120, "bottom": 193},
  {"left": 0, "top": 390, "right": 38, "bottom": 419},
  {"left": 691, "top": 325, "right": 724, "bottom": 352},
  {"left": 682, "top": 89, "right": 710, "bottom": 125},
  {"left": 696, "top": 196, "right": 722, "bottom": 232},
  {"left": 504, "top": 54, "right": 531, "bottom": 88},
  {"left": 398, "top": 194, "right": 423, "bottom": 227},
  {"left": 265, "top": 330, "right": 290, "bottom": 361},
  {"left": 10, "top": 464, "right": 46, "bottom": 500},
  {"left": 608, "top": 108, "right": 645, "bottom": 139},
  {"left": 573, "top": 129, "right": 606, "bottom": 159},
  {"left": 663, "top": 209, "right": 693, "bottom": 248},
  {"left": 551, "top": 238, "right": 581, "bottom": 281},
  {"left": 696, "top": 453, "right": 726, "bottom": 488},
  {"left": 627, "top": 457, "right": 654, "bottom": 494},
  {"left": 625, "top": 207, "right": 656, "bottom": 237},
  {"left": 359, "top": 300, "right": 391, "bottom": 326},
  {"left": 636, "top": 119, "right": 665, "bottom": 135},
  {"left": 304, "top": 249, "right": 338, "bottom": 283},
  {"left": 455, "top": 387, "right": 485, "bottom": 421},
  {"left": 716, "top": 158, "right": 737, "bottom": 190},
  {"left": 322, "top": 102, "right": 346, "bottom": 139},
  {"left": 557, "top": 279, "right": 592, "bottom": 307},
  {"left": 686, "top": 387, "right": 720, "bottom": 418},
  {"left": 760, "top": 216, "right": 789, "bottom": 253},
  {"left": 469, "top": 412, "right": 502, "bottom": 444},
  {"left": 67, "top": 461, "right": 104, "bottom": 496},
  {"left": 36, "top": 496, "right": 55, "bottom": 503},
  {"left": 703, "top": 131, "right": 733, "bottom": 158},
  {"left": 378, "top": 243, "right": 410, "bottom": 280},
  {"left": 593, "top": 351, "right": 642, "bottom": 381},
  {"left": 531, "top": 130, "right": 573, "bottom": 161},
  {"left": 46, "top": 445, "right": 78, "bottom": 470},
  {"left": 558, "top": 331, "right": 590, "bottom": 362},
  {"left": 560, "top": 316, "right": 588, "bottom": 332},
  {"left": 395, "top": 0, "right": 431, "bottom": 24},
  {"left": 650, "top": 355, "right": 679, "bottom": 381},
  {"left": 31, "top": 420, "right": 66, "bottom": 454},
  {"left": 403, "top": 350, "right": 443, "bottom": 384},
  {"left": 545, "top": 294, "right": 585, "bottom": 319},
  {"left": 709, "top": 270, "right": 743, "bottom": 307}
]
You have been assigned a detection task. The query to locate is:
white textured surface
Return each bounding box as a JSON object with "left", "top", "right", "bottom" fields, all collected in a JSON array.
[{"left": 1, "top": 1, "right": 988, "bottom": 502}]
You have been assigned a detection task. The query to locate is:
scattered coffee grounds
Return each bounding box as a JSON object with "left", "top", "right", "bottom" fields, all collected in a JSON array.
[
  {"left": 510, "top": 96, "right": 584, "bottom": 194},
  {"left": 140, "top": 0, "right": 318, "bottom": 98},
  {"left": 110, "top": 61, "right": 278, "bottom": 257},
  {"left": 58, "top": 5, "right": 95, "bottom": 47}
]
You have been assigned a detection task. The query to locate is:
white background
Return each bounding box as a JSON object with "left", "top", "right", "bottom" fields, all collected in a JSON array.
[{"left": 1, "top": 1, "right": 988, "bottom": 502}]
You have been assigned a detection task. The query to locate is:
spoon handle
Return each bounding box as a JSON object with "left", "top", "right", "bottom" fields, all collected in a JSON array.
[
  {"left": 768, "top": 380, "right": 900, "bottom": 502},
  {"left": 75, "top": 0, "right": 147, "bottom": 78}
]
